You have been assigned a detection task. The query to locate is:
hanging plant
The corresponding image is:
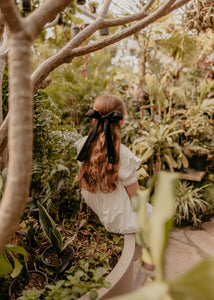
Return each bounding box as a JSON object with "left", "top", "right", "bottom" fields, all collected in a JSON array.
[
  {"left": 129, "top": 47, "right": 136, "bottom": 56},
  {"left": 72, "top": 26, "right": 80, "bottom": 37},
  {"left": 89, "top": 1, "right": 98, "bottom": 13},
  {"left": 99, "top": 27, "right": 109, "bottom": 36},
  {"left": 21, "top": 0, "right": 32, "bottom": 12},
  {"left": 184, "top": 0, "right": 214, "bottom": 32},
  {"left": 58, "top": 12, "right": 64, "bottom": 25},
  {"left": 77, "top": 0, "right": 86, "bottom": 5}
]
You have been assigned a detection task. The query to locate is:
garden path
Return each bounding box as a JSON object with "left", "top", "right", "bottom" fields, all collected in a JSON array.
[{"left": 164, "top": 217, "right": 214, "bottom": 280}]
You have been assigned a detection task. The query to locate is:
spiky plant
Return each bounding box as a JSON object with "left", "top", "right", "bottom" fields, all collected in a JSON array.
[
  {"left": 175, "top": 181, "right": 212, "bottom": 227},
  {"left": 184, "top": 0, "right": 214, "bottom": 33}
]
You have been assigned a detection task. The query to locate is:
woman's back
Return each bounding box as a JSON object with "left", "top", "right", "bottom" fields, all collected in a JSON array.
[{"left": 77, "top": 137, "right": 142, "bottom": 234}]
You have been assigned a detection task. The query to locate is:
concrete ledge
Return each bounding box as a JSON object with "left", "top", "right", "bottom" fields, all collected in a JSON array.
[{"left": 79, "top": 233, "right": 136, "bottom": 300}]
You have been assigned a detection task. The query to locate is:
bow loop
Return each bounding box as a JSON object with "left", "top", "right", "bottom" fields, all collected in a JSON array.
[{"left": 77, "top": 109, "right": 123, "bottom": 164}]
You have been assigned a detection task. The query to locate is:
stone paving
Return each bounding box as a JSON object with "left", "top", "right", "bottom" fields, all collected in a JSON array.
[{"left": 164, "top": 217, "right": 214, "bottom": 280}]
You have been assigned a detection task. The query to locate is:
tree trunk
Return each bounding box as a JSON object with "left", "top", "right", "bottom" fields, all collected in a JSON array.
[{"left": 0, "top": 33, "right": 33, "bottom": 254}]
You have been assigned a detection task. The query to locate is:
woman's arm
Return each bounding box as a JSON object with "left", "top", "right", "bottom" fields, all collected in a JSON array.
[{"left": 125, "top": 181, "right": 139, "bottom": 200}]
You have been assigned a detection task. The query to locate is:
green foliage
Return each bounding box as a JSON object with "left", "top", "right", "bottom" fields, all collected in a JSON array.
[
  {"left": 169, "top": 258, "right": 214, "bottom": 300},
  {"left": 131, "top": 120, "right": 188, "bottom": 176},
  {"left": 133, "top": 171, "right": 179, "bottom": 281},
  {"left": 0, "top": 244, "right": 27, "bottom": 278},
  {"left": 44, "top": 51, "right": 115, "bottom": 127},
  {"left": 19, "top": 264, "right": 110, "bottom": 300},
  {"left": 157, "top": 31, "right": 198, "bottom": 66},
  {"left": 174, "top": 181, "right": 212, "bottom": 227},
  {"left": 38, "top": 202, "right": 63, "bottom": 253},
  {"left": 110, "top": 172, "right": 214, "bottom": 300},
  {"left": 32, "top": 91, "right": 81, "bottom": 215}
]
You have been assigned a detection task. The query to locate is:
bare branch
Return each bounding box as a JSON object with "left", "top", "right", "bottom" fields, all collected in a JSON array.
[
  {"left": 0, "top": 0, "right": 23, "bottom": 33},
  {"left": 25, "top": 0, "right": 74, "bottom": 39},
  {"left": 170, "top": 0, "right": 191, "bottom": 11},
  {"left": 44, "top": 14, "right": 60, "bottom": 30},
  {"left": 69, "top": 0, "right": 191, "bottom": 57},
  {"left": 38, "top": 78, "right": 52, "bottom": 89},
  {"left": 0, "top": 10, "right": 5, "bottom": 40},
  {"left": 0, "top": 0, "right": 192, "bottom": 153},
  {"left": 143, "top": 0, "right": 157, "bottom": 11},
  {"left": 99, "top": 0, "right": 112, "bottom": 18}
]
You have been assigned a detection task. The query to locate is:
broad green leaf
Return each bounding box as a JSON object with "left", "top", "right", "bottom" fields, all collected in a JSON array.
[
  {"left": 38, "top": 202, "right": 63, "bottom": 251},
  {"left": 135, "top": 190, "right": 150, "bottom": 246},
  {"left": 62, "top": 234, "right": 76, "bottom": 251},
  {"left": 5, "top": 245, "right": 27, "bottom": 256},
  {"left": 95, "top": 267, "right": 108, "bottom": 279},
  {"left": 164, "top": 154, "right": 176, "bottom": 172},
  {"left": 150, "top": 171, "right": 179, "bottom": 281},
  {"left": 109, "top": 281, "right": 170, "bottom": 300},
  {"left": 0, "top": 253, "right": 12, "bottom": 275},
  {"left": 169, "top": 258, "right": 214, "bottom": 300},
  {"left": 141, "top": 147, "right": 154, "bottom": 162},
  {"left": 10, "top": 254, "right": 23, "bottom": 278},
  {"left": 49, "top": 228, "right": 63, "bottom": 253},
  {"left": 181, "top": 154, "right": 189, "bottom": 169},
  {"left": 90, "top": 289, "right": 98, "bottom": 300},
  {"left": 138, "top": 167, "right": 149, "bottom": 178}
]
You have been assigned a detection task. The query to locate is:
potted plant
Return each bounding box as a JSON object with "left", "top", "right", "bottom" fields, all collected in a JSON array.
[
  {"left": 183, "top": 140, "right": 212, "bottom": 171},
  {"left": 72, "top": 26, "right": 80, "bottom": 37},
  {"left": 99, "top": 27, "right": 109, "bottom": 36},
  {"left": 131, "top": 120, "right": 189, "bottom": 175},
  {"left": 77, "top": 0, "right": 86, "bottom": 5},
  {"left": 9, "top": 270, "right": 48, "bottom": 300},
  {"left": 174, "top": 180, "right": 212, "bottom": 227},
  {"left": 89, "top": 1, "right": 98, "bottom": 13},
  {"left": 57, "top": 12, "right": 64, "bottom": 25},
  {"left": 38, "top": 202, "right": 75, "bottom": 274},
  {"left": 21, "top": 0, "right": 32, "bottom": 12}
]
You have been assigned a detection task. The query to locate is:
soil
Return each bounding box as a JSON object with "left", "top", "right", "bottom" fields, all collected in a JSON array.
[
  {"left": 10, "top": 271, "right": 47, "bottom": 299},
  {"left": 42, "top": 245, "right": 74, "bottom": 267}
]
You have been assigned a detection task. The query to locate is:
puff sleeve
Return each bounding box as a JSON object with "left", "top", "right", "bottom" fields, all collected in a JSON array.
[{"left": 119, "top": 144, "right": 142, "bottom": 186}]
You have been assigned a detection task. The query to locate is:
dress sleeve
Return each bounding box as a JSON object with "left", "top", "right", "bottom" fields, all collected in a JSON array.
[{"left": 119, "top": 144, "right": 142, "bottom": 186}]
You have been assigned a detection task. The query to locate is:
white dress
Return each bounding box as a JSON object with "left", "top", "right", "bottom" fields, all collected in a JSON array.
[{"left": 76, "top": 137, "right": 152, "bottom": 234}]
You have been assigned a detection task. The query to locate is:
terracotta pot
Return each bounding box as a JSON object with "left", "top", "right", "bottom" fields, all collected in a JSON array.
[{"left": 9, "top": 270, "right": 48, "bottom": 300}]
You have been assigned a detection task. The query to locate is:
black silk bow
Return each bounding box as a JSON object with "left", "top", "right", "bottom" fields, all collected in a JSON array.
[{"left": 77, "top": 109, "right": 123, "bottom": 164}]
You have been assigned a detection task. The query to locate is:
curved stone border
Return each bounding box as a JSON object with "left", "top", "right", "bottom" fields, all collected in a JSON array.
[{"left": 79, "top": 233, "right": 136, "bottom": 300}]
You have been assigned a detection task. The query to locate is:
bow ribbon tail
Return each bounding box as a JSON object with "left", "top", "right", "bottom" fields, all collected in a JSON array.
[
  {"left": 104, "top": 119, "right": 116, "bottom": 164},
  {"left": 77, "top": 120, "right": 101, "bottom": 162}
]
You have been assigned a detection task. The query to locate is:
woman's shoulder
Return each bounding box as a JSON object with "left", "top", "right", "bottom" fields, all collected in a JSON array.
[
  {"left": 120, "top": 143, "right": 136, "bottom": 159},
  {"left": 119, "top": 143, "right": 142, "bottom": 168}
]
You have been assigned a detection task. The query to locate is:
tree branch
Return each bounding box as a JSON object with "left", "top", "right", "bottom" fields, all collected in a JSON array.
[
  {"left": 25, "top": 0, "right": 74, "bottom": 39},
  {"left": 69, "top": 0, "right": 191, "bottom": 56},
  {"left": 0, "top": 10, "right": 5, "bottom": 40},
  {"left": 0, "top": 0, "right": 192, "bottom": 154},
  {"left": 99, "top": 0, "right": 112, "bottom": 18},
  {"left": 0, "top": 0, "right": 23, "bottom": 33}
]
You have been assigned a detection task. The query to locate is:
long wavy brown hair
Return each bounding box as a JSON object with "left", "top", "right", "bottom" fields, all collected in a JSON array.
[{"left": 78, "top": 94, "right": 125, "bottom": 193}]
